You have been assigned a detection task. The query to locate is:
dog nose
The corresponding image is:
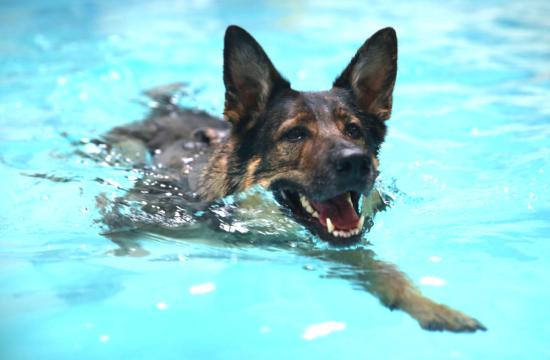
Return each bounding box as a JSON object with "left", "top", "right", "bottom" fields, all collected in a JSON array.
[{"left": 335, "top": 148, "right": 369, "bottom": 178}]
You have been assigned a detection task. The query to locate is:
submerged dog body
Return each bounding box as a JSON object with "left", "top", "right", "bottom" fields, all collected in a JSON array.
[{"left": 98, "top": 26, "right": 485, "bottom": 332}]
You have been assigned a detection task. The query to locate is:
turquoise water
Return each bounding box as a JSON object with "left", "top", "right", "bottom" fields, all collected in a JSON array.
[{"left": 1, "top": 0, "right": 550, "bottom": 358}]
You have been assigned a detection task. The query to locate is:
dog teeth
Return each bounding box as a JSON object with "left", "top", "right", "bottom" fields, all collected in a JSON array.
[
  {"left": 328, "top": 214, "right": 366, "bottom": 238},
  {"left": 326, "top": 217, "right": 334, "bottom": 234},
  {"left": 358, "top": 215, "right": 365, "bottom": 229},
  {"left": 299, "top": 194, "right": 319, "bottom": 218},
  {"left": 346, "top": 192, "right": 353, "bottom": 207},
  {"left": 298, "top": 192, "right": 366, "bottom": 239}
]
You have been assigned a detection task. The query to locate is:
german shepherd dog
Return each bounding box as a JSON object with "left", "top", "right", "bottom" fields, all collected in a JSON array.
[{"left": 97, "top": 26, "right": 485, "bottom": 332}]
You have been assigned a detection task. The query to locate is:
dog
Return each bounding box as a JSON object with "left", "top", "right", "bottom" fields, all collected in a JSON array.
[{"left": 95, "top": 25, "right": 486, "bottom": 332}]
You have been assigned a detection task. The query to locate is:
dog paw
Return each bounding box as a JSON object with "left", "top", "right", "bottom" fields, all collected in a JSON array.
[{"left": 414, "top": 302, "right": 487, "bottom": 333}]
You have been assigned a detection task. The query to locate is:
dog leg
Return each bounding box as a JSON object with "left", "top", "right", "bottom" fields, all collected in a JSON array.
[{"left": 306, "top": 248, "right": 486, "bottom": 332}]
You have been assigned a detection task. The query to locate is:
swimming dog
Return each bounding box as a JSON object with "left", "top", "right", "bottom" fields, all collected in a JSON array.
[{"left": 97, "top": 25, "right": 486, "bottom": 332}]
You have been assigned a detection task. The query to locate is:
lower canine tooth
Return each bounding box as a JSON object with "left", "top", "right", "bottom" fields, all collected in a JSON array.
[
  {"left": 300, "top": 194, "right": 319, "bottom": 218},
  {"left": 326, "top": 218, "right": 334, "bottom": 233},
  {"left": 358, "top": 215, "right": 365, "bottom": 229}
]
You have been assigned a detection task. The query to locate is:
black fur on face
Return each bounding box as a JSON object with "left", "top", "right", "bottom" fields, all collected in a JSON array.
[{"left": 201, "top": 25, "right": 397, "bottom": 245}]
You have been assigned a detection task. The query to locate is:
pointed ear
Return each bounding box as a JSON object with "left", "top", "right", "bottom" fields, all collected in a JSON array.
[
  {"left": 223, "top": 25, "right": 290, "bottom": 130},
  {"left": 333, "top": 27, "right": 397, "bottom": 120}
]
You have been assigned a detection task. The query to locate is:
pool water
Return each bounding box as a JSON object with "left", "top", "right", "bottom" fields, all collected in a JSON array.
[{"left": 1, "top": 0, "right": 549, "bottom": 359}]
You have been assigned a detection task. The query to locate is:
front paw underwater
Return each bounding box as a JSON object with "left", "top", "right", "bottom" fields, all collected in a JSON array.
[{"left": 412, "top": 301, "right": 487, "bottom": 333}]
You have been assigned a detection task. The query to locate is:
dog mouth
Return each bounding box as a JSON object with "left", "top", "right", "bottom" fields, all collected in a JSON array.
[{"left": 277, "top": 189, "right": 366, "bottom": 244}]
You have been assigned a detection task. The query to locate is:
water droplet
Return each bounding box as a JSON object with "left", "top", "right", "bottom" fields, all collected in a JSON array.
[
  {"left": 420, "top": 276, "right": 446, "bottom": 286},
  {"left": 83, "top": 143, "right": 101, "bottom": 154},
  {"left": 303, "top": 321, "right": 346, "bottom": 340},
  {"left": 99, "top": 335, "right": 109, "bottom": 343},
  {"left": 109, "top": 71, "right": 121, "bottom": 80},
  {"left": 189, "top": 282, "right": 215, "bottom": 295}
]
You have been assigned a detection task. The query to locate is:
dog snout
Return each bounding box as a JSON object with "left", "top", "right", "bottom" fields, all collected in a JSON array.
[{"left": 334, "top": 148, "right": 370, "bottom": 180}]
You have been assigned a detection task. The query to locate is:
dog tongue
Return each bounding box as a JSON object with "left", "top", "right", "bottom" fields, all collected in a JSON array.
[{"left": 310, "top": 193, "right": 359, "bottom": 230}]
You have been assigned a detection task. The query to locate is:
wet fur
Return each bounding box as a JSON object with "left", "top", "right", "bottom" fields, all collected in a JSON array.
[{"left": 97, "top": 26, "right": 486, "bottom": 333}]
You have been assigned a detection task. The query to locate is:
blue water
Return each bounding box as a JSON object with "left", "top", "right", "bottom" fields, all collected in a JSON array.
[{"left": 1, "top": 0, "right": 549, "bottom": 358}]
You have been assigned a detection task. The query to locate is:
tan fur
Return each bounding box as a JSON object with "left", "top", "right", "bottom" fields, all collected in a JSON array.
[
  {"left": 241, "top": 157, "right": 262, "bottom": 190},
  {"left": 257, "top": 178, "right": 271, "bottom": 188},
  {"left": 223, "top": 110, "right": 241, "bottom": 124},
  {"left": 275, "top": 114, "right": 311, "bottom": 138}
]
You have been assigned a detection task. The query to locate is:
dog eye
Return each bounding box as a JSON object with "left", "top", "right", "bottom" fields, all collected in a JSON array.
[
  {"left": 344, "top": 123, "right": 362, "bottom": 139},
  {"left": 282, "top": 126, "right": 309, "bottom": 142}
]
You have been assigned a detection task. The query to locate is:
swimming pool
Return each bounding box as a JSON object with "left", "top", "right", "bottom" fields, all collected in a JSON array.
[{"left": 1, "top": 0, "right": 549, "bottom": 358}]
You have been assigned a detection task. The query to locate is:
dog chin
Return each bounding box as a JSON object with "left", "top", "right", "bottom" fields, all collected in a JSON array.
[{"left": 274, "top": 187, "right": 371, "bottom": 246}]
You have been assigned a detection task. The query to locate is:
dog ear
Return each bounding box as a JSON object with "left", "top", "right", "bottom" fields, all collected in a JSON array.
[
  {"left": 333, "top": 28, "right": 397, "bottom": 120},
  {"left": 223, "top": 25, "right": 290, "bottom": 131}
]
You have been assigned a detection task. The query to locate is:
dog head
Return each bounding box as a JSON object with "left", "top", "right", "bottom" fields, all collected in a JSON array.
[{"left": 203, "top": 25, "right": 397, "bottom": 245}]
